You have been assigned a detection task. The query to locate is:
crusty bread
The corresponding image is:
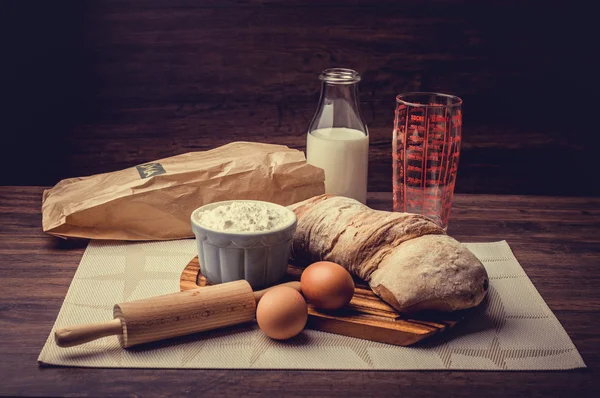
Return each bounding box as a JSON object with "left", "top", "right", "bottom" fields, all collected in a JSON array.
[{"left": 289, "top": 195, "right": 489, "bottom": 313}]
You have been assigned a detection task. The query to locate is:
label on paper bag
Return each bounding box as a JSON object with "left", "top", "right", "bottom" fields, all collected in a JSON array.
[{"left": 136, "top": 163, "right": 167, "bottom": 179}]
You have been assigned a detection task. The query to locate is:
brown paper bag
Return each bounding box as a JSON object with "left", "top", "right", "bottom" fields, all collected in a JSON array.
[{"left": 42, "top": 142, "right": 325, "bottom": 240}]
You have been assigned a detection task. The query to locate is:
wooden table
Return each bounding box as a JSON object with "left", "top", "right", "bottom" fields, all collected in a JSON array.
[{"left": 1, "top": 187, "right": 599, "bottom": 397}]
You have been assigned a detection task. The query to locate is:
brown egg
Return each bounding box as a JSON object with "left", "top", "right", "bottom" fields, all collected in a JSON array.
[
  {"left": 300, "top": 261, "right": 355, "bottom": 310},
  {"left": 256, "top": 286, "right": 308, "bottom": 340}
]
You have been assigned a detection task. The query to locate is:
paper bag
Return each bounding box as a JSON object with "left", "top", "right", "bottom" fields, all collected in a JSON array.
[{"left": 42, "top": 142, "right": 325, "bottom": 240}]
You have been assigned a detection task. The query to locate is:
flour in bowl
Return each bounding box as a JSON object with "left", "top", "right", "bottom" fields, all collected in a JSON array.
[{"left": 195, "top": 201, "right": 292, "bottom": 232}]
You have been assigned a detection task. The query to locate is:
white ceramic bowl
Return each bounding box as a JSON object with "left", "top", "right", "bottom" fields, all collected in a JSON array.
[{"left": 190, "top": 200, "right": 297, "bottom": 289}]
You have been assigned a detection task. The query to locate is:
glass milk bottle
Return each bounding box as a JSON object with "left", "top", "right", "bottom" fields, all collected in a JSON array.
[{"left": 307, "top": 68, "right": 369, "bottom": 204}]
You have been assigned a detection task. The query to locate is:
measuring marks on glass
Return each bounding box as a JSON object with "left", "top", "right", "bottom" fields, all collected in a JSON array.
[{"left": 393, "top": 103, "right": 462, "bottom": 228}]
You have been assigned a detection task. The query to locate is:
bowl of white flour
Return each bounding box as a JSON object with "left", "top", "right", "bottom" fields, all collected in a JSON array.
[{"left": 190, "top": 200, "right": 297, "bottom": 288}]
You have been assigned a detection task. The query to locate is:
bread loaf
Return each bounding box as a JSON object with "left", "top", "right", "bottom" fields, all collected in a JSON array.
[{"left": 289, "top": 195, "right": 489, "bottom": 313}]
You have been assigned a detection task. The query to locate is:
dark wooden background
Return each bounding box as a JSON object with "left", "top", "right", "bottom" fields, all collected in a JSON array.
[{"left": 1, "top": 0, "right": 596, "bottom": 195}]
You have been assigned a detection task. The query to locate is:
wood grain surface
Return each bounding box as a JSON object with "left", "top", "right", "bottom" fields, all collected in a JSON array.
[
  {"left": 2, "top": 1, "right": 596, "bottom": 196},
  {"left": 1, "top": 186, "right": 599, "bottom": 397}
]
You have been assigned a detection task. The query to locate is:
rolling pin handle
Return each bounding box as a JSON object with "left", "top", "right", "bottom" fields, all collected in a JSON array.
[{"left": 54, "top": 318, "right": 123, "bottom": 348}]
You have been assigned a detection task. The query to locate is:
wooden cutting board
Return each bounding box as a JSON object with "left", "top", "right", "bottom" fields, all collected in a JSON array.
[{"left": 180, "top": 257, "right": 463, "bottom": 346}]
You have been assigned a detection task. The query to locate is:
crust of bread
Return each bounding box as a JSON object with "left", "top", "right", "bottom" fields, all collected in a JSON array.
[
  {"left": 289, "top": 195, "right": 489, "bottom": 313},
  {"left": 370, "top": 235, "right": 488, "bottom": 313}
]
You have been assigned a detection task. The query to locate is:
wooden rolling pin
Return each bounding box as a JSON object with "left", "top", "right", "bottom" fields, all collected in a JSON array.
[{"left": 55, "top": 280, "right": 301, "bottom": 348}]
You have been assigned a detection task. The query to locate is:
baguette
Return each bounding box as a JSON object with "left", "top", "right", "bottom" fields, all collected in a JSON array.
[{"left": 289, "top": 195, "right": 489, "bottom": 313}]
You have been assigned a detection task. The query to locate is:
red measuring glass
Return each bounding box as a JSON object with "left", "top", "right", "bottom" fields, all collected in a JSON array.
[{"left": 392, "top": 92, "right": 462, "bottom": 230}]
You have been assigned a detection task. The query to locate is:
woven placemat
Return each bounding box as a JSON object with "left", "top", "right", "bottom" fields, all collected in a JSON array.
[{"left": 38, "top": 240, "right": 585, "bottom": 370}]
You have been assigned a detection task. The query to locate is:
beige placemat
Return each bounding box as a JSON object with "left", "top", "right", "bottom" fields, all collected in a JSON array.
[{"left": 38, "top": 240, "right": 585, "bottom": 370}]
